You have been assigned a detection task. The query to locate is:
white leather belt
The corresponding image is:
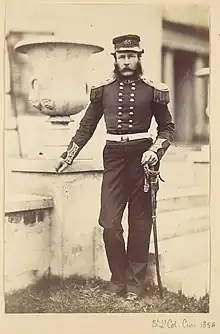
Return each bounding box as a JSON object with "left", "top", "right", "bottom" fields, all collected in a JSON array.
[{"left": 106, "top": 132, "right": 152, "bottom": 142}]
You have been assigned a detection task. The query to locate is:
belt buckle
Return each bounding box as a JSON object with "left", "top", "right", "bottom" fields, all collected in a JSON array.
[{"left": 120, "top": 135, "right": 129, "bottom": 142}]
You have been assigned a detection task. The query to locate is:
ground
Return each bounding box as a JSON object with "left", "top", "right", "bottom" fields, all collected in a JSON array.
[{"left": 5, "top": 275, "right": 209, "bottom": 313}]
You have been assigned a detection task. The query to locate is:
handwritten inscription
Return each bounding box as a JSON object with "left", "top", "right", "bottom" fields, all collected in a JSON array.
[{"left": 152, "top": 319, "right": 216, "bottom": 329}]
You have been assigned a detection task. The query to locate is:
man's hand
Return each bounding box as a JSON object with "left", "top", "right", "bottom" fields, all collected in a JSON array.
[
  {"left": 55, "top": 158, "right": 69, "bottom": 173},
  {"left": 141, "top": 150, "right": 158, "bottom": 166}
]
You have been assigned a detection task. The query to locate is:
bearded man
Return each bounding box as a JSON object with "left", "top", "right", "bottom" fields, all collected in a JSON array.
[{"left": 56, "top": 34, "right": 175, "bottom": 300}]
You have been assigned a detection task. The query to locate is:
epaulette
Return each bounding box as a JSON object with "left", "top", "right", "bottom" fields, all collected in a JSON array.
[
  {"left": 141, "top": 76, "right": 170, "bottom": 105},
  {"left": 90, "top": 74, "right": 116, "bottom": 102}
]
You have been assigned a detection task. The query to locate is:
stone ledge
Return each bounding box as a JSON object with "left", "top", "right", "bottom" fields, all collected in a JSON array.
[
  {"left": 8, "top": 158, "right": 103, "bottom": 174},
  {"left": 158, "top": 184, "right": 208, "bottom": 200},
  {"left": 5, "top": 194, "right": 54, "bottom": 213}
]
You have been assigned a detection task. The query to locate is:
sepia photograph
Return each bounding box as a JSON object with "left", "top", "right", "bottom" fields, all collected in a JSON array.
[{"left": 3, "top": 1, "right": 210, "bottom": 316}]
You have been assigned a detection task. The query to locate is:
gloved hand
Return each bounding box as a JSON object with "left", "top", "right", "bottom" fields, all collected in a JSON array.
[
  {"left": 141, "top": 150, "right": 158, "bottom": 166},
  {"left": 55, "top": 158, "right": 69, "bottom": 173}
]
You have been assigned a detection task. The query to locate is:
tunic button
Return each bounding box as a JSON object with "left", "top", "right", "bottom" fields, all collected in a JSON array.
[
  {"left": 118, "top": 92, "right": 123, "bottom": 96},
  {"left": 118, "top": 119, "right": 122, "bottom": 123},
  {"left": 131, "top": 82, "right": 136, "bottom": 86},
  {"left": 119, "top": 86, "right": 123, "bottom": 90},
  {"left": 130, "top": 98, "right": 135, "bottom": 102},
  {"left": 117, "top": 124, "right": 122, "bottom": 128},
  {"left": 129, "top": 119, "right": 133, "bottom": 123},
  {"left": 130, "top": 93, "right": 135, "bottom": 97},
  {"left": 129, "top": 106, "right": 134, "bottom": 110},
  {"left": 129, "top": 111, "right": 134, "bottom": 116},
  {"left": 118, "top": 106, "right": 122, "bottom": 110},
  {"left": 129, "top": 124, "right": 133, "bottom": 128},
  {"left": 118, "top": 98, "right": 123, "bottom": 102},
  {"left": 131, "top": 87, "right": 136, "bottom": 90},
  {"left": 119, "top": 82, "right": 124, "bottom": 86},
  {"left": 118, "top": 112, "right": 122, "bottom": 116}
]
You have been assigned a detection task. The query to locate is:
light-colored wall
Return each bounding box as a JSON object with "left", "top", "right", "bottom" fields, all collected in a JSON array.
[{"left": 162, "top": 4, "right": 209, "bottom": 28}]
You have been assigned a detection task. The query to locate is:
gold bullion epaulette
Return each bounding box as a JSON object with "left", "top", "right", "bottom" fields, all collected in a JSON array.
[
  {"left": 141, "top": 76, "right": 170, "bottom": 105},
  {"left": 90, "top": 74, "right": 116, "bottom": 102}
]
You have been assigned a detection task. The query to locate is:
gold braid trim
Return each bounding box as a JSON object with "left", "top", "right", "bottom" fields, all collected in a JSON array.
[
  {"left": 64, "top": 142, "right": 80, "bottom": 165},
  {"left": 150, "top": 138, "right": 167, "bottom": 153},
  {"left": 141, "top": 76, "right": 170, "bottom": 104},
  {"left": 90, "top": 86, "right": 103, "bottom": 102},
  {"left": 90, "top": 74, "right": 116, "bottom": 103},
  {"left": 153, "top": 87, "right": 170, "bottom": 105},
  {"left": 149, "top": 138, "right": 171, "bottom": 160}
]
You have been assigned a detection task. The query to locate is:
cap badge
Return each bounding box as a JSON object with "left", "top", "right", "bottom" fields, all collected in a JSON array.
[{"left": 123, "top": 39, "right": 133, "bottom": 46}]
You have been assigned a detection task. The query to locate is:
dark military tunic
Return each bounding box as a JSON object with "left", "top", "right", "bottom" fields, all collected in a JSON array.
[{"left": 61, "top": 74, "right": 175, "bottom": 295}]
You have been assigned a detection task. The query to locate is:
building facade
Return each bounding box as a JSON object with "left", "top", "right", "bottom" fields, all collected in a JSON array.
[{"left": 162, "top": 5, "right": 209, "bottom": 144}]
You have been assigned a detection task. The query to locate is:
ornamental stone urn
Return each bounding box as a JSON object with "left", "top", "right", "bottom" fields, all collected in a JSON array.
[
  {"left": 14, "top": 37, "right": 103, "bottom": 157},
  {"left": 14, "top": 37, "right": 103, "bottom": 124}
]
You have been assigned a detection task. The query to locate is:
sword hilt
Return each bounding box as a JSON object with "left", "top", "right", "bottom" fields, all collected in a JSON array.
[{"left": 144, "top": 164, "right": 165, "bottom": 182}]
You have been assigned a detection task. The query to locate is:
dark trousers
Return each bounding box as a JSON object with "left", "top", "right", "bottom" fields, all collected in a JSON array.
[{"left": 98, "top": 138, "right": 154, "bottom": 295}]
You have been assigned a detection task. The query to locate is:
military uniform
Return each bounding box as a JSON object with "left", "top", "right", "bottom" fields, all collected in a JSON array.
[{"left": 61, "top": 35, "right": 175, "bottom": 296}]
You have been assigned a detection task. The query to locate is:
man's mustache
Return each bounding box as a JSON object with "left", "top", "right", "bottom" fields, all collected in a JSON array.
[
  {"left": 121, "top": 67, "right": 134, "bottom": 71},
  {"left": 114, "top": 62, "right": 143, "bottom": 77}
]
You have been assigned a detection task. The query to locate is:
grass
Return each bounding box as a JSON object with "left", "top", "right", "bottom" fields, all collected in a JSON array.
[{"left": 5, "top": 275, "right": 209, "bottom": 313}]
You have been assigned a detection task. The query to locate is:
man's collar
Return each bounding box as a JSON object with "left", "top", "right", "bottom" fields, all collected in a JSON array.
[{"left": 115, "top": 74, "right": 141, "bottom": 84}]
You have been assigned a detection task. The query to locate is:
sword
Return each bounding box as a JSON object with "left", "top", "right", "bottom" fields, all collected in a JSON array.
[{"left": 144, "top": 164, "right": 164, "bottom": 299}]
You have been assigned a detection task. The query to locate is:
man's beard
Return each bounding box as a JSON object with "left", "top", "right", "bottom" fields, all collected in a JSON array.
[{"left": 114, "top": 62, "right": 143, "bottom": 79}]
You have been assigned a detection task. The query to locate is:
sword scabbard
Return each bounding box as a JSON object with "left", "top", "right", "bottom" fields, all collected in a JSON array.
[{"left": 144, "top": 164, "right": 164, "bottom": 298}]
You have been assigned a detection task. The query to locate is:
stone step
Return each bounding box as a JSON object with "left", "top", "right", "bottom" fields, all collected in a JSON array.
[
  {"left": 161, "top": 262, "right": 210, "bottom": 297},
  {"left": 152, "top": 206, "right": 209, "bottom": 242},
  {"left": 162, "top": 146, "right": 191, "bottom": 162},
  {"left": 157, "top": 186, "right": 209, "bottom": 213},
  {"left": 162, "top": 144, "right": 210, "bottom": 164},
  {"left": 122, "top": 206, "right": 209, "bottom": 244},
  {"left": 94, "top": 208, "right": 209, "bottom": 284},
  {"left": 150, "top": 229, "right": 209, "bottom": 274},
  {"left": 159, "top": 160, "right": 209, "bottom": 189}
]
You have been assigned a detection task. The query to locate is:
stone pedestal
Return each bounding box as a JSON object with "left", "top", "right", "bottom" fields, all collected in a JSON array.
[
  {"left": 37, "top": 120, "right": 76, "bottom": 158},
  {"left": 8, "top": 158, "right": 109, "bottom": 279}
]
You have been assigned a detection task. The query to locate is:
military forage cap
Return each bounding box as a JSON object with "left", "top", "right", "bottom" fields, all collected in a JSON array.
[{"left": 112, "top": 34, "right": 144, "bottom": 54}]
